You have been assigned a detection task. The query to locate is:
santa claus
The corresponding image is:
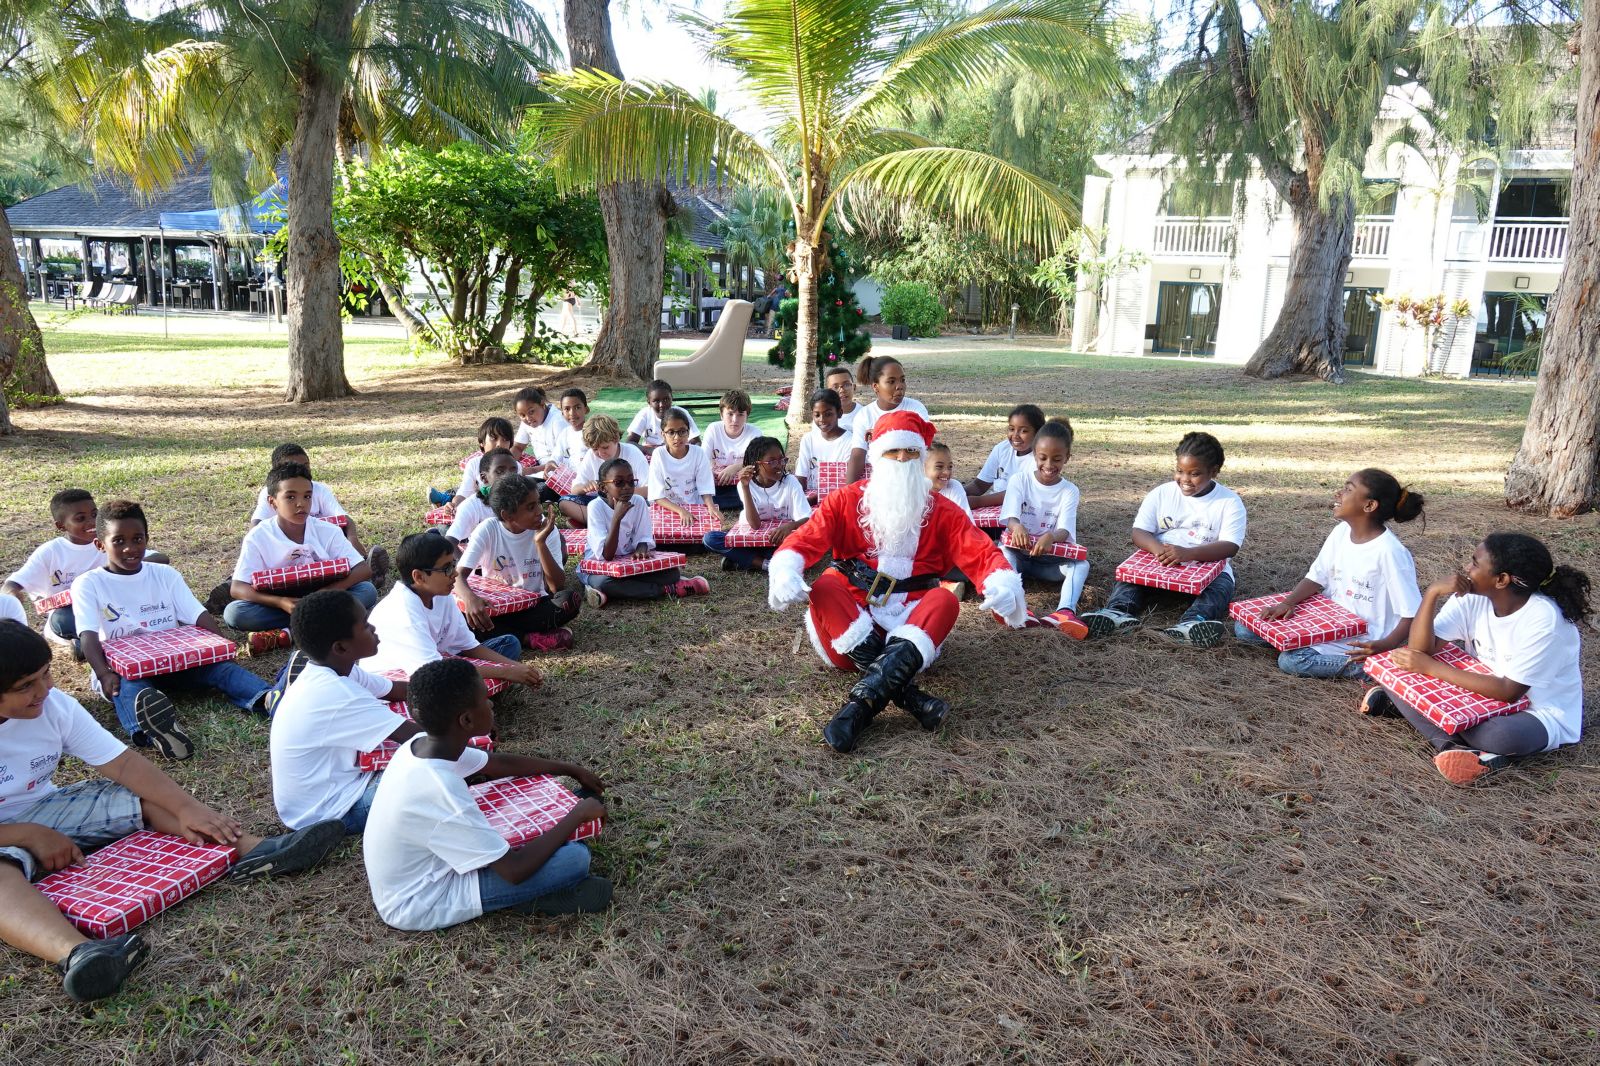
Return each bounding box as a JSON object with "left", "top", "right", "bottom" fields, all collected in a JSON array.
[{"left": 768, "top": 410, "right": 1027, "bottom": 752}]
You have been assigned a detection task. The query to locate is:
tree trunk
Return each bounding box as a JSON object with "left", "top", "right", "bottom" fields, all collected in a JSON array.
[
  {"left": 1243, "top": 180, "right": 1353, "bottom": 383},
  {"left": 0, "top": 204, "right": 59, "bottom": 417},
  {"left": 565, "top": 0, "right": 675, "bottom": 381},
  {"left": 282, "top": 0, "right": 360, "bottom": 404},
  {"left": 786, "top": 233, "right": 819, "bottom": 430},
  {"left": 1504, "top": 18, "right": 1600, "bottom": 517}
]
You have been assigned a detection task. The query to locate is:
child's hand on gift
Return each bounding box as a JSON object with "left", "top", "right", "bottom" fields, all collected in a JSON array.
[
  {"left": 1153, "top": 543, "right": 1186, "bottom": 566},
  {"left": 1345, "top": 640, "right": 1382, "bottom": 663},
  {"left": 1007, "top": 521, "right": 1032, "bottom": 552},
  {"left": 631, "top": 544, "right": 654, "bottom": 559},
  {"left": 275, "top": 594, "right": 300, "bottom": 613},
  {"left": 1029, "top": 532, "right": 1057, "bottom": 557},
  {"left": 17, "top": 823, "right": 85, "bottom": 872},
  {"left": 175, "top": 800, "right": 244, "bottom": 847},
  {"left": 715, "top": 465, "right": 740, "bottom": 486},
  {"left": 1258, "top": 598, "right": 1297, "bottom": 621},
  {"left": 572, "top": 796, "right": 607, "bottom": 823},
  {"left": 95, "top": 666, "right": 121, "bottom": 699},
  {"left": 569, "top": 766, "right": 605, "bottom": 795},
  {"left": 1388, "top": 647, "right": 1438, "bottom": 675},
  {"left": 460, "top": 591, "right": 492, "bottom": 632}
]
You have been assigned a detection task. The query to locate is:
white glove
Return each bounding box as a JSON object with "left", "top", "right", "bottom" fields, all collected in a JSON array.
[
  {"left": 978, "top": 573, "right": 1028, "bottom": 628},
  {"left": 766, "top": 552, "right": 811, "bottom": 611}
]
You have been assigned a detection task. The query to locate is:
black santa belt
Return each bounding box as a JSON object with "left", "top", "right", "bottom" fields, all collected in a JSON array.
[{"left": 832, "top": 559, "right": 942, "bottom": 606}]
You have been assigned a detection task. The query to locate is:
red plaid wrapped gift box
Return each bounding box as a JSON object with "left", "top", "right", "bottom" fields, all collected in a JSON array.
[
  {"left": 560, "top": 527, "right": 587, "bottom": 555},
  {"left": 471, "top": 776, "right": 603, "bottom": 847},
  {"left": 358, "top": 732, "right": 493, "bottom": 773},
  {"left": 456, "top": 575, "right": 544, "bottom": 617},
  {"left": 37, "top": 831, "right": 235, "bottom": 938},
  {"left": 579, "top": 550, "right": 687, "bottom": 578},
  {"left": 250, "top": 557, "right": 352, "bottom": 591},
  {"left": 102, "top": 626, "right": 240, "bottom": 680},
  {"left": 317, "top": 514, "right": 350, "bottom": 528},
  {"left": 815, "top": 461, "right": 851, "bottom": 501},
  {"left": 969, "top": 505, "right": 1006, "bottom": 530},
  {"left": 723, "top": 519, "right": 788, "bottom": 548},
  {"left": 1113, "top": 550, "right": 1225, "bottom": 595},
  {"left": 1363, "top": 644, "right": 1532, "bottom": 735},
  {"left": 544, "top": 464, "right": 578, "bottom": 496},
  {"left": 423, "top": 506, "right": 454, "bottom": 526},
  {"left": 999, "top": 529, "right": 1088, "bottom": 561},
  {"left": 650, "top": 503, "right": 719, "bottom": 544},
  {"left": 34, "top": 589, "right": 73, "bottom": 612},
  {"left": 1229, "top": 592, "right": 1368, "bottom": 651},
  {"left": 459, "top": 450, "right": 537, "bottom": 472}
]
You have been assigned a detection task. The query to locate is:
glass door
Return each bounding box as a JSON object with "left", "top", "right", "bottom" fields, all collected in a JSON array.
[
  {"left": 1341, "top": 288, "right": 1381, "bottom": 366},
  {"left": 1154, "top": 282, "right": 1222, "bottom": 354}
]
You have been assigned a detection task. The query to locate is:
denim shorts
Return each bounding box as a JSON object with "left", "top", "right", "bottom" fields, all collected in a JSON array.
[{"left": 0, "top": 778, "right": 145, "bottom": 881}]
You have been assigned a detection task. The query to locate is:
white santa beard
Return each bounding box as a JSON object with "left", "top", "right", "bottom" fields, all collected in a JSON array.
[{"left": 861, "top": 457, "right": 931, "bottom": 571}]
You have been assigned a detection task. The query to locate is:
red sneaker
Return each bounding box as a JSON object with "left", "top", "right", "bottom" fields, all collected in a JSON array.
[
  {"left": 523, "top": 628, "right": 574, "bottom": 653},
  {"left": 1041, "top": 609, "right": 1089, "bottom": 640},
  {"left": 246, "top": 629, "right": 290, "bottom": 657},
  {"left": 670, "top": 576, "right": 711, "bottom": 597},
  {"left": 993, "top": 610, "right": 1041, "bottom": 629}
]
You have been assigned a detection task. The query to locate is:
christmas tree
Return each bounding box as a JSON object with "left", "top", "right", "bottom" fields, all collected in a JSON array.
[{"left": 768, "top": 236, "right": 872, "bottom": 380}]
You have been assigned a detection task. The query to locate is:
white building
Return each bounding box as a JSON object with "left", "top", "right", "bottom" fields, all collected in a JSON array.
[{"left": 1071, "top": 101, "right": 1569, "bottom": 377}]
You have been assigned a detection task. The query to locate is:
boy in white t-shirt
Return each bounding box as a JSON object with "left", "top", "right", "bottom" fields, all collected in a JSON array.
[
  {"left": 444, "top": 448, "right": 522, "bottom": 546},
  {"left": 268, "top": 589, "right": 412, "bottom": 833},
  {"left": 581, "top": 459, "right": 710, "bottom": 608},
  {"left": 1082, "top": 431, "right": 1246, "bottom": 647},
  {"left": 73, "top": 501, "right": 273, "bottom": 761},
  {"left": 240, "top": 444, "right": 385, "bottom": 597},
  {"left": 0, "top": 620, "right": 344, "bottom": 1002},
  {"left": 561, "top": 416, "right": 651, "bottom": 527},
  {"left": 998, "top": 422, "right": 1088, "bottom": 637},
  {"left": 700, "top": 389, "right": 764, "bottom": 510},
  {"left": 223, "top": 463, "right": 376, "bottom": 650},
  {"left": 4, "top": 489, "right": 169, "bottom": 658},
  {"left": 823, "top": 365, "right": 863, "bottom": 437},
  {"left": 454, "top": 474, "right": 580, "bottom": 654},
  {"left": 430, "top": 418, "right": 516, "bottom": 513},
  {"left": 625, "top": 379, "right": 700, "bottom": 455},
  {"left": 362, "top": 657, "right": 611, "bottom": 931}
]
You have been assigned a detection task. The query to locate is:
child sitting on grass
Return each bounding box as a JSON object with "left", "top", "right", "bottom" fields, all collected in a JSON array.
[
  {"left": 702, "top": 437, "right": 811, "bottom": 573},
  {"left": 1362, "top": 532, "right": 1589, "bottom": 786},
  {"left": 581, "top": 459, "right": 710, "bottom": 608},
  {"left": 510, "top": 386, "right": 565, "bottom": 467},
  {"left": 794, "top": 388, "right": 853, "bottom": 497},
  {"left": 224, "top": 463, "right": 377, "bottom": 652},
  {"left": 1236, "top": 469, "right": 1423, "bottom": 678},
  {"left": 1000, "top": 420, "right": 1088, "bottom": 637},
  {"left": 360, "top": 531, "right": 542, "bottom": 691},
  {"left": 925, "top": 441, "right": 974, "bottom": 520},
  {"left": 0, "top": 620, "right": 344, "bottom": 1002},
  {"left": 362, "top": 657, "right": 612, "bottom": 930},
  {"left": 562, "top": 416, "right": 650, "bottom": 527},
  {"left": 846, "top": 356, "right": 930, "bottom": 483},
  {"left": 965, "top": 404, "right": 1045, "bottom": 508},
  {"left": 555, "top": 388, "right": 591, "bottom": 467},
  {"left": 1081, "top": 431, "right": 1245, "bottom": 647},
  {"left": 248, "top": 442, "right": 379, "bottom": 566},
  {"left": 268, "top": 589, "right": 413, "bottom": 834},
  {"left": 456, "top": 475, "right": 580, "bottom": 653},
  {"left": 626, "top": 379, "right": 700, "bottom": 455},
  {"left": 73, "top": 502, "right": 271, "bottom": 761},
  {"left": 5, "top": 489, "right": 168, "bottom": 660},
  {"left": 445, "top": 448, "right": 522, "bottom": 547},
  {"left": 701, "top": 389, "right": 763, "bottom": 509},
  {"left": 430, "top": 418, "right": 516, "bottom": 514},
  {"left": 646, "top": 406, "right": 719, "bottom": 521}
]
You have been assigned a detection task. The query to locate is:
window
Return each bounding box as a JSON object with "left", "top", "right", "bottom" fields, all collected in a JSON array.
[
  {"left": 1495, "top": 179, "right": 1568, "bottom": 219},
  {"left": 1361, "top": 180, "right": 1398, "bottom": 217},
  {"left": 1162, "top": 182, "right": 1231, "bottom": 218},
  {"left": 1153, "top": 281, "right": 1222, "bottom": 353}
]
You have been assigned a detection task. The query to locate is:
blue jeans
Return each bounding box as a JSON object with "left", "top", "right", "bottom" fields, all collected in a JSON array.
[
  {"left": 702, "top": 530, "right": 771, "bottom": 571},
  {"left": 47, "top": 606, "right": 76, "bottom": 640},
  {"left": 111, "top": 661, "right": 269, "bottom": 737},
  {"left": 711, "top": 484, "right": 742, "bottom": 510},
  {"left": 1232, "top": 622, "right": 1365, "bottom": 678},
  {"left": 429, "top": 487, "right": 453, "bottom": 506},
  {"left": 223, "top": 580, "right": 378, "bottom": 632},
  {"left": 1002, "top": 547, "right": 1088, "bottom": 612},
  {"left": 339, "top": 773, "right": 383, "bottom": 835},
  {"left": 1102, "top": 569, "right": 1235, "bottom": 625},
  {"left": 476, "top": 841, "right": 591, "bottom": 914},
  {"left": 479, "top": 633, "right": 523, "bottom": 660}
]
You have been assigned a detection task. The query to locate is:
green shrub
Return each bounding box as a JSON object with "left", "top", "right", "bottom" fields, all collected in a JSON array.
[{"left": 879, "top": 282, "right": 944, "bottom": 337}]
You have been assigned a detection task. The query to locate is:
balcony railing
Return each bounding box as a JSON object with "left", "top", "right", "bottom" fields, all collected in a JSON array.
[
  {"left": 1488, "top": 218, "right": 1569, "bottom": 262},
  {"left": 1351, "top": 217, "right": 1392, "bottom": 259},
  {"left": 1152, "top": 217, "right": 1233, "bottom": 257}
]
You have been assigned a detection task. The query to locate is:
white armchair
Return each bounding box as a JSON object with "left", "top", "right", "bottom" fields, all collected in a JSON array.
[{"left": 653, "top": 299, "right": 753, "bottom": 392}]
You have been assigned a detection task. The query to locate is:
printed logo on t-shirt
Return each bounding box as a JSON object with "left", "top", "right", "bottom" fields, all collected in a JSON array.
[{"left": 1157, "top": 515, "right": 1209, "bottom": 543}]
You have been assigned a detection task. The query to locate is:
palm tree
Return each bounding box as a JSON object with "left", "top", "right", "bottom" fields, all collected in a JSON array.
[
  {"left": 710, "top": 185, "right": 787, "bottom": 297},
  {"left": 538, "top": 0, "right": 1122, "bottom": 426},
  {"left": 47, "top": 0, "right": 553, "bottom": 402}
]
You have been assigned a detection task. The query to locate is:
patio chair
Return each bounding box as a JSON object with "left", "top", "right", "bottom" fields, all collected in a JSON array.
[
  {"left": 103, "top": 284, "right": 139, "bottom": 314},
  {"left": 653, "top": 299, "right": 753, "bottom": 393}
]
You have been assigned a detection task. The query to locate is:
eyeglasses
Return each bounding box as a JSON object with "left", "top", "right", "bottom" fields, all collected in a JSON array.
[
  {"left": 419, "top": 563, "right": 458, "bottom": 578},
  {"left": 606, "top": 478, "right": 637, "bottom": 488},
  {"left": 757, "top": 457, "right": 788, "bottom": 466}
]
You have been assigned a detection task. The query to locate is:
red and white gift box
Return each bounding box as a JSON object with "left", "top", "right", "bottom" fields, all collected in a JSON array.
[
  {"left": 456, "top": 575, "right": 544, "bottom": 617},
  {"left": 1363, "top": 644, "right": 1532, "bottom": 735},
  {"left": 815, "top": 461, "right": 851, "bottom": 501},
  {"left": 317, "top": 514, "right": 351, "bottom": 528},
  {"left": 1113, "top": 550, "right": 1225, "bottom": 595},
  {"left": 37, "top": 831, "right": 235, "bottom": 938},
  {"left": 969, "top": 505, "right": 1005, "bottom": 530},
  {"left": 356, "top": 667, "right": 497, "bottom": 772},
  {"left": 1229, "top": 592, "right": 1368, "bottom": 651},
  {"left": 723, "top": 519, "right": 789, "bottom": 548},
  {"left": 650, "top": 503, "right": 719, "bottom": 544},
  {"left": 544, "top": 465, "right": 578, "bottom": 496},
  {"left": 250, "top": 557, "right": 352, "bottom": 591},
  {"left": 102, "top": 626, "right": 240, "bottom": 680},
  {"left": 34, "top": 589, "right": 72, "bottom": 612},
  {"left": 999, "top": 529, "right": 1088, "bottom": 561},
  {"left": 560, "top": 527, "right": 587, "bottom": 555},
  {"left": 579, "top": 550, "right": 687, "bottom": 578},
  {"left": 471, "top": 776, "right": 603, "bottom": 847},
  {"left": 423, "top": 506, "right": 454, "bottom": 527},
  {"left": 460, "top": 450, "right": 537, "bottom": 472}
]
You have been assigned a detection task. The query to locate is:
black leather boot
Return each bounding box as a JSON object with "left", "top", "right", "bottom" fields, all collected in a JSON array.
[
  {"left": 873, "top": 639, "right": 947, "bottom": 730},
  {"left": 822, "top": 633, "right": 890, "bottom": 753},
  {"left": 893, "top": 680, "right": 949, "bottom": 732}
]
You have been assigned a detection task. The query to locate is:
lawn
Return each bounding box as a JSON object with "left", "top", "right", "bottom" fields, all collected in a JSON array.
[{"left": 2, "top": 315, "right": 1597, "bottom": 1064}]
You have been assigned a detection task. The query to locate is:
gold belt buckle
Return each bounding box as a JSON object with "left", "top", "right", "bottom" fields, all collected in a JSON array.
[{"left": 865, "top": 570, "right": 898, "bottom": 606}]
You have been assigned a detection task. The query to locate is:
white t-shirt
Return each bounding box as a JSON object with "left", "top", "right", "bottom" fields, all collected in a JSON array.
[
  {"left": 1433, "top": 593, "right": 1585, "bottom": 750},
  {"left": 359, "top": 583, "right": 478, "bottom": 676},
  {"left": 459, "top": 520, "right": 564, "bottom": 595},
  {"left": 1001, "top": 473, "right": 1080, "bottom": 541},
  {"left": 454, "top": 454, "right": 487, "bottom": 503},
  {"left": 251, "top": 481, "right": 347, "bottom": 524},
  {"left": 701, "top": 422, "right": 764, "bottom": 473},
  {"left": 835, "top": 403, "right": 863, "bottom": 437},
  {"left": 647, "top": 445, "right": 715, "bottom": 505},
  {"left": 560, "top": 426, "right": 587, "bottom": 466},
  {"left": 6, "top": 537, "right": 109, "bottom": 602},
  {"left": 627, "top": 406, "right": 699, "bottom": 448},
  {"left": 232, "top": 516, "right": 364, "bottom": 584},
  {"left": 978, "top": 440, "right": 1030, "bottom": 492},
  {"left": 1131, "top": 480, "right": 1248, "bottom": 578},
  {"left": 739, "top": 475, "right": 813, "bottom": 524},
  {"left": 849, "top": 397, "right": 931, "bottom": 452},
  {"left": 444, "top": 494, "right": 494, "bottom": 544},
  {"left": 573, "top": 443, "right": 649, "bottom": 491},
  {"left": 584, "top": 496, "right": 654, "bottom": 560},
  {"left": 362, "top": 738, "right": 505, "bottom": 931},
  {"left": 1303, "top": 524, "right": 1422, "bottom": 655},
  {"left": 0, "top": 595, "right": 23, "bottom": 625},
  {"left": 269, "top": 662, "right": 400, "bottom": 829},
  {"left": 938, "top": 481, "right": 974, "bottom": 520},
  {"left": 514, "top": 405, "right": 565, "bottom": 463},
  {"left": 0, "top": 689, "right": 127, "bottom": 814},
  {"left": 72, "top": 563, "right": 204, "bottom": 642},
  {"left": 795, "top": 428, "right": 854, "bottom": 492}
]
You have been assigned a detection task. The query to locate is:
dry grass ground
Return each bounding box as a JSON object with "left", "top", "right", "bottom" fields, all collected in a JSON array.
[{"left": 2, "top": 313, "right": 1598, "bottom": 1065}]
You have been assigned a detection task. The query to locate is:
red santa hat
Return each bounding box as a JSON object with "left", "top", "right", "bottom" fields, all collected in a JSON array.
[{"left": 867, "top": 410, "right": 938, "bottom": 463}]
